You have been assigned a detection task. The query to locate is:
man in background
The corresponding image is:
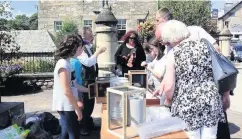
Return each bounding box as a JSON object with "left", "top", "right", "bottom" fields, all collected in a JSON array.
[{"left": 78, "top": 27, "right": 106, "bottom": 136}]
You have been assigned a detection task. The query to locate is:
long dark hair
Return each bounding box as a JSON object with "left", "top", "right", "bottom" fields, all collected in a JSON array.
[
  {"left": 148, "top": 37, "right": 165, "bottom": 60},
  {"left": 120, "top": 30, "right": 141, "bottom": 47},
  {"left": 55, "top": 34, "right": 83, "bottom": 59}
]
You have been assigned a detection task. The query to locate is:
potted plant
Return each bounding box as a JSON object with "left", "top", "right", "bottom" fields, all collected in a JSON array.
[{"left": 137, "top": 19, "right": 155, "bottom": 43}]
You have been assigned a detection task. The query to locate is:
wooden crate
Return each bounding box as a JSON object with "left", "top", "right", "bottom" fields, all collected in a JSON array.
[
  {"left": 127, "top": 70, "right": 148, "bottom": 89},
  {"left": 96, "top": 77, "right": 111, "bottom": 104}
]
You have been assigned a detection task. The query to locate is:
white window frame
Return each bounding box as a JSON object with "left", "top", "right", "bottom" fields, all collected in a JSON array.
[
  {"left": 117, "top": 19, "right": 126, "bottom": 30},
  {"left": 54, "top": 21, "right": 62, "bottom": 31},
  {"left": 84, "top": 20, "right": 92, "bottom": 28}
]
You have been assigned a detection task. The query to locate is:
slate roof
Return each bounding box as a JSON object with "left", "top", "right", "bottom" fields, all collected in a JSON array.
[
  {"left": 218, "top": 1, "right": 242, "bottom": 19},
  {"left": 7, "top": 30, "right": 56, "bottom": 53}
]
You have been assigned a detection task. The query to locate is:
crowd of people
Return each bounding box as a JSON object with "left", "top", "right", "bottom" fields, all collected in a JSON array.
[{"left": 52, "top": 7, "right": 232, "bottom": 139}]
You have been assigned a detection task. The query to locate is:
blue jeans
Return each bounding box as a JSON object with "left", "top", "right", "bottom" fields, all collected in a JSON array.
[{"left": 58, "top": 111, "right": 80, "bottom": 139}]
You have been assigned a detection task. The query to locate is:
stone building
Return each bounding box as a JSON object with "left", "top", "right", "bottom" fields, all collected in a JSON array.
[
  {"left": 38, "top": 0, "right": 157, "bottom": 39},
  {"left": 217, "top": 1, "right": 242, "bottom": 40}
]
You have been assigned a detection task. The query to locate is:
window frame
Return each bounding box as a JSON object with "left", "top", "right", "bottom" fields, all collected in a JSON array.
[
  {"left": 54, "top": 21, "right": 63, "bottom": 32},
  {"left": 83, "top": 20, "right": 93, "bottom": 28}
]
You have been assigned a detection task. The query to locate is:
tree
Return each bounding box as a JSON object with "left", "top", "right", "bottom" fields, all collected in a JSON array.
[
  {"left": 10, "top": 14, "right": 30, "bottom": 30},
  {"left": 52, "top": 19, "right": 78, "bottom": 46},
  {"left": 0, "top": 1, "right": 21, "bottom": 83},
  {"left": 28, "top": 13, "right": 38, "bottom": 30},
  {"left": 158, "top": 0, "right": 212, "bottom": 31}
]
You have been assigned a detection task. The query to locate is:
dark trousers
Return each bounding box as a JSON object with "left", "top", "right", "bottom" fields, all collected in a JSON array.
[
  {"left": 217, "top": 111, "right": 231, "bottom": 139},
  {"left": 81, "top": 93, "right": 95, "bottom": 131},
  {"left": 58, "top": 111, "right": 80, "bottom": 139}
]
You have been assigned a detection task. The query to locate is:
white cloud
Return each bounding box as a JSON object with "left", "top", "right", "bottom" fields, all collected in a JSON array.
[{"left": 12, "top": 10, "right": 34, "bottom": 18}]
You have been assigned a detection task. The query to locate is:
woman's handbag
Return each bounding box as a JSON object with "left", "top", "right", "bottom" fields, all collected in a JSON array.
[{"left": 201, "top": 38, "right": 239, "bottom": 94}]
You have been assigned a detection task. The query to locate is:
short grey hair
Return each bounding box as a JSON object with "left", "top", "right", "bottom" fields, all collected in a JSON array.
[
  {"left": 157, "top": 8, "right": 173, "bottom": 21},
  {"left": 160, "top": 20, "right": 190, "bottom": 44}
]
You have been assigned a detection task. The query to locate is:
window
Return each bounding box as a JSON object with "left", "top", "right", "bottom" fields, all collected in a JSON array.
[
  {"left": 84, "top": 20, "right": 92, "bottom": 28},
  {"left": 235, "top": 35, "right": 239, "bottom": 38},
  {"left": 225, "top": 21, "right": 229, "bottom": 28},
  {"left": 117, "top": 19, "right": 127, "bottom": 40},
  {"left": 54, "top": 21, "right": 62, "bottom": 31}
]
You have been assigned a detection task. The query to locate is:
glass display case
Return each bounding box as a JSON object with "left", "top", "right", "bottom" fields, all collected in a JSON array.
[{"left": 107, "top": 86, "right": 146, "bottom": 138}]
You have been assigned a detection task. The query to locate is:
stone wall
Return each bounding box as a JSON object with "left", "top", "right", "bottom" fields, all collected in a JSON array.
[
  {"left": 15, "top": 73, "right": 54, "bottom": 90},
  {"left": 38, "top": 0, "right": 157, "bottom": 33},
  {"left": 30, "top": 77, "right": 54, "bottom": 90}
]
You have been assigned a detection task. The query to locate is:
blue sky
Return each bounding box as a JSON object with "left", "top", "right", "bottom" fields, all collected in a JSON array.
[{"left": 5, "top": 0, "right": 232, "bottom": 17}]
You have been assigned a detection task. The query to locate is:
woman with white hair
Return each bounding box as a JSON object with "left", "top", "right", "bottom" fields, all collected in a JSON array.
[{"left": 153, "top": 20, "right": 225, "bottom": 139}]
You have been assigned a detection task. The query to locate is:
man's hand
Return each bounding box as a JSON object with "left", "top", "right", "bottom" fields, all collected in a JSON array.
[{"left": 98, "top": 47, "right": 106, "bottom": 54}]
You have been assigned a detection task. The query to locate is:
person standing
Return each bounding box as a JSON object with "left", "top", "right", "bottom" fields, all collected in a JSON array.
[
  {"left": 115, "top": 30, "right": 146, "bottom": 76},
  {"left": 52, "top": 34, "right": 84, "bottom": 139},
  {"left": 155, "top": 8, "right": 231, "bottom": 139},
  {"left": 154, "top": 20, "right": 225, "bottom": 139},
  {"left": 78, "top": 27, "right": 106, "bottom": 136}
]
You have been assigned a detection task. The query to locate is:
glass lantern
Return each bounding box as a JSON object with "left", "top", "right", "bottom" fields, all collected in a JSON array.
[{"left": 107, "top": 85, "right": 146, "bottom": 139}]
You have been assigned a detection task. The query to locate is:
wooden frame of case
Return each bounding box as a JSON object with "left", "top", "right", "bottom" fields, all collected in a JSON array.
[
  {"left": 88, "top": 83, "right": 96, "bottom": 99},
  {"left": 107, "top": 86, "right": 146, "bottom": 139},
  {"left": 96, "top": 77, "right": 111, "bottom": 104},
  {"left": 127, "top": 70, "right": 148, "bottom": 90}
]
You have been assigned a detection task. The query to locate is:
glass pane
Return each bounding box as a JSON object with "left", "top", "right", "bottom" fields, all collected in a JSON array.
[
  {"left": 118, "top": 19, "right": 122, "bottom": 25},
  {"left": 122, "top": 19, "right": 126, "bottom": 24},
  {"left": 108, "top": 92, "right": 124, "bottom": 137},
  {"left": 117, "top": 25, "right": 121, "bottom": 29},
  {"left": 121, "top": 25, "right": 126, "bottom": 30},
  {"left": 118, "top": 30, "right": 126, "bottom": 40}
]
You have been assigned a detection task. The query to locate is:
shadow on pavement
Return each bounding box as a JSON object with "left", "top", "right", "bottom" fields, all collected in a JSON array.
[{"left": 229, "top": 122, "right": 240, "bottom": 134}]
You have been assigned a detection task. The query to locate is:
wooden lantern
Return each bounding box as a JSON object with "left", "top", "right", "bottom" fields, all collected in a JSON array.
[
  {"left": 127, "top": 70, "right": 148, "bottom": 89},
  {"left": 107, "top": 86, "right": 146, "bottom": 139},
  {"left": 96, "top": 77, "right": 111, "bottom": 103}
]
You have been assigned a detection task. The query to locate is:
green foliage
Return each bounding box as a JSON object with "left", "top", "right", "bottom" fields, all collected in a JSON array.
[
  {"left": 0, "top": 1, "right": 38, "bottom": 30},
  {"left": 22, "top": 59, "right": 55, "bottom": 73},
  {"left": 28, "top": 13, "right": 38, "bottom": 30},
  {"left": 53, "top": 19, "right": 78, "bottom": 46},
  {"left": 158, "top": 0, "right": 212, "bottom": 31},
  {"left": 0, "top": 1, "right": 20, "bottom": 82},
  {"left": 10, "top": 14, "right": 30, "bottom": 30}
]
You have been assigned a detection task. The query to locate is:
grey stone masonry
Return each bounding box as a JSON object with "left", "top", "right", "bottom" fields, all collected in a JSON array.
[{"left": 38, "top": 0, "right": 157, "bottom": 33}]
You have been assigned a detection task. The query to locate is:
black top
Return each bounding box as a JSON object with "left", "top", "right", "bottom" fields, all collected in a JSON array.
[
  {"left": 115, "top": 43, "right": 146, "bottom": 76},
  {"left": 82, "top": 47, "right": 98, "bottom": 87}
]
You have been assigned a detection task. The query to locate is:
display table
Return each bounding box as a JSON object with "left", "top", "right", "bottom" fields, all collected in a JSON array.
[{"left": 101, "top": 104, "right": 188, "bottom": 139}]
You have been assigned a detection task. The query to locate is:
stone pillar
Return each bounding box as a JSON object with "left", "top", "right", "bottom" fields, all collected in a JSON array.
[
  {"left": 219, "top": 27, "right": 232, "bottom": 58},
  {"left": 95, "top": 3, "right": 118, "bottom": 77}
]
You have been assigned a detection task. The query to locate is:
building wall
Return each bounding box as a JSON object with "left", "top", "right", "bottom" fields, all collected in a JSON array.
[
  {"left": 218, "top": 3, "right": 242, "bottom": 32},
  {"left": 38, "top": 0, "right": 157, "bottom": 35}
]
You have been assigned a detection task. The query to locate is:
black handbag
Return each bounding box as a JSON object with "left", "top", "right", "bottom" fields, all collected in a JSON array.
[{"left": 201, "top": 38, "right": 239, "bottom": 94}]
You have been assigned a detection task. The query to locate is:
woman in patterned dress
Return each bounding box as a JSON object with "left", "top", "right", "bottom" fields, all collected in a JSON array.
[{"left": 153, "top": 20, "right": 226, "bottom": 139}]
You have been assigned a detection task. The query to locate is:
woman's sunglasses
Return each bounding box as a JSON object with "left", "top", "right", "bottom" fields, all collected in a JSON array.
[{"left": 129, "top": 37, "right": 136, "bottom": 40}]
